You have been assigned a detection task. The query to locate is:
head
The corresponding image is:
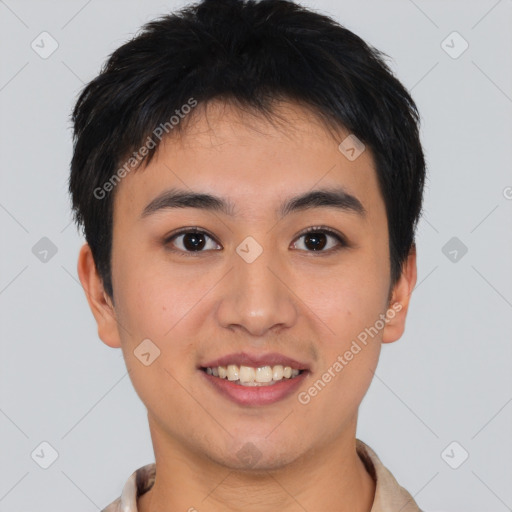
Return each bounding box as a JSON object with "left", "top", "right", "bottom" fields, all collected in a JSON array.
[{"left": 70, "top": 0, "right": 424, "bottom": 470}]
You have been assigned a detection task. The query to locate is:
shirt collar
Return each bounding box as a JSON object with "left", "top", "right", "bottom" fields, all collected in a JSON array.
[
  {"left": 356, "top": 439, "right": 422, "bottom": 512},
  {"left": 102, "top": 439, "right": 422, "bottom": 512}
]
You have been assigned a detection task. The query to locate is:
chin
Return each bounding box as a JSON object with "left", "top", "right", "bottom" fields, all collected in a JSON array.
[{"left": 211, "top": 436, "right": 305, "bottom": 472}]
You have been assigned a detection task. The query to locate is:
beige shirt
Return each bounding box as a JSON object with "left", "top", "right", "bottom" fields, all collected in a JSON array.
[{"left": 102, "top": 439, "right": 422, "bottom": 512}]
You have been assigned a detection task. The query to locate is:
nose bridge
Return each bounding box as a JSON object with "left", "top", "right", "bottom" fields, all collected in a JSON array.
[{"left": 216, "top": 240, "right": 298, "bottom": 336}]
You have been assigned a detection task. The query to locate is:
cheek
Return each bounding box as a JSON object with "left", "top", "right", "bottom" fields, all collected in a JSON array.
[
  {"left": 113, "top": 249, "right": 199, "bottom": 339},
  {"left": 112, "top": 261, "right": 200, "bottom": 414},
  {"left": 307, "top": 252, "right": 390, "bottom": 337},
  {"left": 112, "top": 257, "right": 209, "bottom": 391},
  {"left": 303, "top": 244, "right": 389, "bottom": 388},
  {"left": 300, "top": 287, "right": 385, "bottom": 431}
]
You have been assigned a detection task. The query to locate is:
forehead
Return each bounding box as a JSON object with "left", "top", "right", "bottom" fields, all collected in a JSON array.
[{"left": 113, "top": 100, "right": 383, "bottom": 223}]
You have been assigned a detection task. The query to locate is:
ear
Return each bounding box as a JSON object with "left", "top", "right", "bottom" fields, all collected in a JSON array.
[
  {"left": 381, "top": 244, "right": 418, "bottom": 344},
  {"left": 77, "top": 242, "right": 122, "bottom": 348}
]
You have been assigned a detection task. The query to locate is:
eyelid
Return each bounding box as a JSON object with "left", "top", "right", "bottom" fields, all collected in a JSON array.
[
  {"left": 294, "top": 225, "right": 348, "bottom": 246},
  {"left": 164, "top": 226, "right": 215, "bottom": 241},
  {"left": 290, "top": 225, "right": 348, "bottom": 253}
]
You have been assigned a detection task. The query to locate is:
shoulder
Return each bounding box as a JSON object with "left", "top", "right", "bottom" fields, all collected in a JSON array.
[
  {"left": 356, "top": 439, "right": 423, "bottom": 512},
  {"left": 100, "top": 463, "right": 156, "bottom": 512},
  {"left": 101, "top": 496, "right": 122, "bottom": 512}
]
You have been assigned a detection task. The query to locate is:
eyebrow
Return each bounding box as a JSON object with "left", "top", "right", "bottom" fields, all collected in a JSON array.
[{"left": 140, "top": 186, "right": 367, "bottom": 220}]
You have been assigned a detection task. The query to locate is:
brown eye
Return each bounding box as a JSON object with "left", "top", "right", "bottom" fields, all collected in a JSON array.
[
  {"left": 165, "top": 229, "right": 221, "bottom": 253},
  {"left": 292, "top": 227, "right": 346, "bottom": 253}
]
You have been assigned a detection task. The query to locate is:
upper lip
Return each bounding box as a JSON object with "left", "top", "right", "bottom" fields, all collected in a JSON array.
[{"left": 200, "top": 352, "right": 310, "bottom": 371}]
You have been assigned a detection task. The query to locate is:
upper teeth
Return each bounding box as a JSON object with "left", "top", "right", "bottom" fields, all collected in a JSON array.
[{"left": 205, "top": 364, "right": 300, "bottom": 385}]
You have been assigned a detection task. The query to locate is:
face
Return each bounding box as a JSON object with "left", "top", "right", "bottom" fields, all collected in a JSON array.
[{"left": 79, "top": 100, "right": 415, "bottom": 471}]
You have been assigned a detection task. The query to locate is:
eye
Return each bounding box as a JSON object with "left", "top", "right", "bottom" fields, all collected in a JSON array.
[
  {"left": 164, "top": 228, "right": 221, "bottom": 254},
  {"left": 291, "top": 226, "right": 347, "bottom": 253},
  {"left": 163, "top": 225, "right": 347, "bottom": 255}
]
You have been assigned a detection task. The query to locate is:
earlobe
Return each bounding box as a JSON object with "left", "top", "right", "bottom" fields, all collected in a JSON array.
[
  {"left": 77, "top": 243, "right": 122, "bottom": 349},
  {"left": 381, "top": 244, "right": 418, "bottom": 344}
]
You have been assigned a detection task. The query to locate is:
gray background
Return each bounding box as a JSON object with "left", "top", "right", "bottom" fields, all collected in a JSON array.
[{"left": 1, "top": 0, "right": 511, "bottom": 510}]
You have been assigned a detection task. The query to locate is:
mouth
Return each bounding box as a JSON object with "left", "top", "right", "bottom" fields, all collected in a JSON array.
[{"left": 198, "top": 352, "right": 310, "bottom": 406}]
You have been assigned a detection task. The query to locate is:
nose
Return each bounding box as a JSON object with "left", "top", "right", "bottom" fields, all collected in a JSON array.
[{"left": 215, "top": 246, "right": 299, "bottom": 338}]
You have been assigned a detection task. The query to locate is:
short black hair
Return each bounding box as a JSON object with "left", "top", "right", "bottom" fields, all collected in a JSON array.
[{"left": 69, "top": 0, "right": 426, "bottom": 300}]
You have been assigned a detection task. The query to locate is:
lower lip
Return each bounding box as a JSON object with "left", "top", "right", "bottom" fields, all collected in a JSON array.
[{"left": 199, "top": 369, "right": 308, "bottom": 406}]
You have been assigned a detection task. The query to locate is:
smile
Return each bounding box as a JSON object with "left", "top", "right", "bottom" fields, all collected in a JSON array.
[
  {"left": 201, "top": 364, "right": 303, "bottom": 386},
  {"left": 199, "top": 365, "right": 309, "bottom": 406}
]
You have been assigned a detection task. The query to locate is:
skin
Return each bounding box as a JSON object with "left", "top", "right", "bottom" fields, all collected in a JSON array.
[{"left": 78, "top": 100, "right": 417, "bottom": 512}]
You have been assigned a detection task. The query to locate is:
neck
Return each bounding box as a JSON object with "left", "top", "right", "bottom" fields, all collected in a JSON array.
[{"left": 138, "top": 418, "right": 375, "bottom": 512}]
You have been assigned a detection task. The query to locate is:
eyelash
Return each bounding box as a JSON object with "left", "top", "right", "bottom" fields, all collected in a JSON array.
[{"left": 163, "top": 225, "right": 348, "bottom": 256}]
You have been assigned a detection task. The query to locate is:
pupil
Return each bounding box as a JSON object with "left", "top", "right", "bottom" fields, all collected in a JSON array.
[
  {"left": 184, "top": 233, "right": 205, "bottom": 251},
  {"left": 305, "top": 232, "right": 326, "bottom": 251}
]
